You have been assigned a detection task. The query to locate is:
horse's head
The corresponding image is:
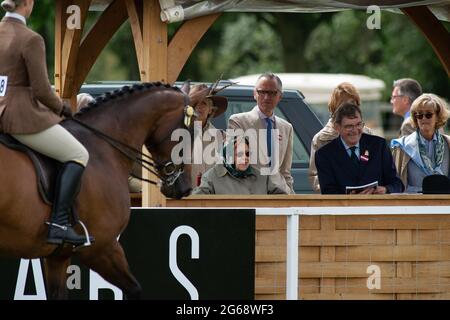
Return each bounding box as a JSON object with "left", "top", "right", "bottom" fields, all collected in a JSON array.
[
  {"left": 144, "top": 88, "right": 195, "bottom": 199},
  {"left": 74, "top": 83, "right": 196, "bottom": 199}
]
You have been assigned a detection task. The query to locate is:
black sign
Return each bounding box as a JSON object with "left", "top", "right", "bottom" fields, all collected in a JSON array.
[{"left": 0, "top": 208, "right": 255, "bottom": 300}]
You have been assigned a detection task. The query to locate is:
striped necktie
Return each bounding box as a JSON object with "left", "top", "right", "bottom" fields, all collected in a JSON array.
[{"left": 265, "top": 118, "right": 272, "bottom": 160}]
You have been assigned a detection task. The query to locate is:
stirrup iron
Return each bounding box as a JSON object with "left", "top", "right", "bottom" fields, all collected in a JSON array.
[{"left": 73, "top": 220, "right": 93, "bottom": 251}]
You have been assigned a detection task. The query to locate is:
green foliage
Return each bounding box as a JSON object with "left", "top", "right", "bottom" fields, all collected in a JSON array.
[
  {"left": 86, "top": 21, "right": 139, "bottom": 81},
  {"left": 368, "top": 11, "right": 450, "bottom": 99},
  {"left": 216, "top": 14, "right": 283, "bottom": 79},
  {"left": 178, "top": 13, "right": 284, "bottom": 81},
  {"left": 305, "top": 10, "right": 383, "bottom": 73},
  {"left": 28, "top": 0, "right": 55, "bottom": 80},
  {"left": 304, "top": 10, "right": 449, "bottom": 99}
]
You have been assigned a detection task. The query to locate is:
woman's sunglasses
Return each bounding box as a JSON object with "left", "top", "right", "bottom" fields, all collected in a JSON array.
[{"left": 414, "top": 112, "right": 434, "bottom": 120}]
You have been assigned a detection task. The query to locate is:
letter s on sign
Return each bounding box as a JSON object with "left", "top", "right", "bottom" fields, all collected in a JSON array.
[{"left": 169, "top": 225, "right": 200, "bottom": 300}]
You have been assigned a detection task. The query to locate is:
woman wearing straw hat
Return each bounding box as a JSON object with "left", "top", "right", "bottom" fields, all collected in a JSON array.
[{"left": 189, "top": 84, "right": 228, "bottom": 189}]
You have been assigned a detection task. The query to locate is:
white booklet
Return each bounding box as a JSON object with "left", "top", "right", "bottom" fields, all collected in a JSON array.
[{"left": 346, "top": 181, "right": 378, "bottom": 194}]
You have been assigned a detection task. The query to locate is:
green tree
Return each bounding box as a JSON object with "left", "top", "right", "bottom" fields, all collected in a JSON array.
[
  {"left": 272, "top": 12, "right": 334, "bottom": 72},
  {"left": 29, "top": 1, "right": 55, "bottom": 81},
  {"left": 304, "top": 10, "right": 449, "bottom": 99},
  {"left": 24, "top": 3, "right": 449, "bottom": 99},
  {"left": 369, "top": 11, "right": 450, "bottom": 99},
  {"left": 215, "top": 13, "right": 283, "bottom": 79}
]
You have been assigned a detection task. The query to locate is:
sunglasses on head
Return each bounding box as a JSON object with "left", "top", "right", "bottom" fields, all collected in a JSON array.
[{"left": 414, "top": 112, "right": 434, "bottom": 120}]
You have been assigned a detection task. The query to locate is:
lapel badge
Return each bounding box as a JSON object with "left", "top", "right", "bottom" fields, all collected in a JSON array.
[{"left": 360, "top": 150, "right": 369, "bottom": 162}]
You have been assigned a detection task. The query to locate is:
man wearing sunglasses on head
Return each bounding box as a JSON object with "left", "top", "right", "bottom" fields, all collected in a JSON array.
[
  {"left": 391, "top": 94, "right": 450, "bottom": 193},
  {"left": 228, "top": 72, "right": 295, "bottom": 194},
  {"left": 390, "top": 78, "right": 422, "bottom": 137}
]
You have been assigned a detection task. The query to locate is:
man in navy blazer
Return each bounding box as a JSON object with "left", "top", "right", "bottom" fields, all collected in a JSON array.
[{"left": 315, "top": 103, "right": 404, "bottom": 194}]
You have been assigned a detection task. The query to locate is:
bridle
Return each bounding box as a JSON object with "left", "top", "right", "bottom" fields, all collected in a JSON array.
[{"left": 71, "top": 94, "right": 195, "bottom": 187}]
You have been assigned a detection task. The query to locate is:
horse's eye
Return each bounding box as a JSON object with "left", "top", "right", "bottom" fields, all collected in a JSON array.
[{"left": 163, "top": 162, "right": 176, "bottom": 175}]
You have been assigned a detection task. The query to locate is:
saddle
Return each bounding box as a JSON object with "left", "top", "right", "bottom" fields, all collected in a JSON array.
[{"left": 0, "top": 133, "right": 61, "bottom": 205}]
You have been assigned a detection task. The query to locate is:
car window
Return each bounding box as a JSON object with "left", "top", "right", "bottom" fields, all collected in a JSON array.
[{"left": 224, "top": 99, "right": 309, "bottom": 167}]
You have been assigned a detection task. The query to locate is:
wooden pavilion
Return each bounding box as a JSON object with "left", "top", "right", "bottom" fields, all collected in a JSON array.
[
  {"left": 50, "top": 0, "right": 450, "bottom": 300},
  {"left": 53, "top": 0, "right": 449, "bottom": 207}
]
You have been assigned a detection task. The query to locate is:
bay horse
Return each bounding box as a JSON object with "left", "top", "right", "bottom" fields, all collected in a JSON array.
[{"left": 0, "top": 82, "right": 196, "bottom": 299}]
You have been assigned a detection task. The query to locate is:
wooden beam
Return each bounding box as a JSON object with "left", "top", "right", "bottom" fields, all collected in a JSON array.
[
  {"left": 141, "top": 0, "right": 168, "bottom": 207},
  {"left": 143, "top": 0, "right": 168, "bottom": 83},
  {"left": 73, "top": 0, "right": 128, "bottom": 94},
  {"left": 125, "top": 0, "right": 144, "bottom": 72},
  {"left": 167, "top": 13, "right": 221, "bottom": 83},
  {"left": 54, "top": 0, "right": 68, "bottom": 98},
  {"left": 402, "top": 6, "right": 450, "bottom": 77},
  {"left": 61, "top": 0, "right": 91, "bottom": 99}
]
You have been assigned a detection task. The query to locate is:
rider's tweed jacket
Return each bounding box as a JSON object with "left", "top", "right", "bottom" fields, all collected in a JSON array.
[{"left": 0, "top": 16, "right": 63, "bottom": 134}]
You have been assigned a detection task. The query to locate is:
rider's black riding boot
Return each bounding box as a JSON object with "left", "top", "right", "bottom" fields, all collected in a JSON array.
[{"left": 47, "top": 161, "right": 94, "bottom": 246}]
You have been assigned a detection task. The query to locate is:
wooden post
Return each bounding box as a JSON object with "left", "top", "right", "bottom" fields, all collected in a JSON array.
[
  {"left": 54, "top": 0, "right": 66, "bottom": 99},
  {"left": 60, "top": 0, "right": 91, "bottom": 107},
  {"left": 55, "top": 0, "right": 128, "bottom": 105},
  {"left": 125, "top": 0, "right": 144, "bottom": 72},
  {"left": 140, "top": 0, "right": 168, "bottom": 207},
  {"left": 73, "top": 0, "right": 128, "bottom": 94}
]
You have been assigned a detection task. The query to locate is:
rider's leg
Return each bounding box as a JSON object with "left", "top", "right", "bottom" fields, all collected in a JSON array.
[{"left": 12, "top": 124, "right": 94, "bottom": 246}]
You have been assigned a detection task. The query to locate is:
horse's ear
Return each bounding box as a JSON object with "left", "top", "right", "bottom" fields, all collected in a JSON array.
[{"left": 180, "top": 80, "right": 191, "bottom": 95}]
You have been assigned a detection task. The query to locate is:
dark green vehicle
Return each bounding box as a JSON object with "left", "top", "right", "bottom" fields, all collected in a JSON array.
[{"left": 79, "top": 82, "right": 323, "bottom": 193}]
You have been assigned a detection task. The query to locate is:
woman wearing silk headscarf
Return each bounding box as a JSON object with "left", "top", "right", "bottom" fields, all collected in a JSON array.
[{"left": 192, "top": 136, "right": 288, "bottom": 194}]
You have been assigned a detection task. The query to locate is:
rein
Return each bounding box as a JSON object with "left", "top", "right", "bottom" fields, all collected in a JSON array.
[
  {"left": 70, "top": 92, "right": 194, "bottom": 187},
  {"left": 71, "top": 117, "right": 162, "bottom": 186}
]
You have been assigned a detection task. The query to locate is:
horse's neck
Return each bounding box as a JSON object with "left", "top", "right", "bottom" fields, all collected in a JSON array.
[{"left": 79, "top": 97, "right": 160, "bottom": 150}]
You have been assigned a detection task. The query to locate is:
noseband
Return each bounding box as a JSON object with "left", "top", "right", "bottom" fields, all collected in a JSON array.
[{"left": 154, "top": 161, "right": 183, "bottom": 186}]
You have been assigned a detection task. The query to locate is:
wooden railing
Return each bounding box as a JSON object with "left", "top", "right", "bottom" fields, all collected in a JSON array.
[{"left": 164, "top": 195, "right": 450, "bottom": 300}]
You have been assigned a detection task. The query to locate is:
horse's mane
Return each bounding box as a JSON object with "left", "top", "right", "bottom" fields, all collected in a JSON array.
[{"left": 75, "top": 82, "right": 181, "bottom": 116}]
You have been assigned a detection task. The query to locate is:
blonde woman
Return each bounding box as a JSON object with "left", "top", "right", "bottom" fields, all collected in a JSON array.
[
  {"left": 309, "top": 82, "right": 373, "bottom": 192},
  {"left": 391, "top": 94, "right": 450, "bottom": 193},
  {"left": 0, "top": 0, "right": 93, "bottom": 246}
]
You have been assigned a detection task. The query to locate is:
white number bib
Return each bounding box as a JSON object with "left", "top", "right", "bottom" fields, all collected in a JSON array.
[{"left": 0, "top": 75, "right": 8, "bottom": 97}]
